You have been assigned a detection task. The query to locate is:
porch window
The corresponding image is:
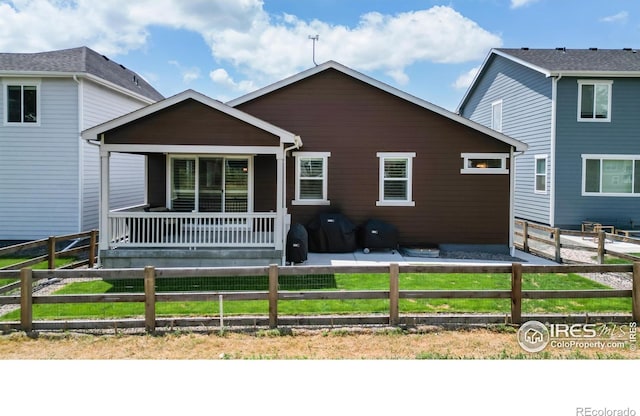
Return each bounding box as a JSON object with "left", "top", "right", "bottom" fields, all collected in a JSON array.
[
  {"left": 4, "top": 81, "right": 39, "bottom": 124},
  {"left": 578, "top": 80, "right": 612, "bottom": 122},
  {"left": 376, "top": 152, "right": 415, "bottom": 206},
  {"left": 582, "top": 155, "right": 640, "bottom": 196},
  {"left": 170, "top": 156, "right": 250, "bottom": 212},
  {"left": 292, "top": 152, "right": 330, "bottom": 205}
]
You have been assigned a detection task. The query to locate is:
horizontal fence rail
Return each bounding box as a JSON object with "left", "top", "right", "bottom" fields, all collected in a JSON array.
[
  {"left": 108, "top": 212, "right": 277, "bottom": 249},
  {"left": 1, "top": 263, "right": 638, "bottom": 333}
]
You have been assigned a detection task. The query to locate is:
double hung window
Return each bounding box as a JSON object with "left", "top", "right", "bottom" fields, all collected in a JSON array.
[{"left": 376, "top": 152, "right": 415, "bottom": 206}]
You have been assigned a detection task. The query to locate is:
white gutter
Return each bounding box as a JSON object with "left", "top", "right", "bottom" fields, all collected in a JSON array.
[{"left": 549, "top": 74, "right": 561, "bottom": 227}]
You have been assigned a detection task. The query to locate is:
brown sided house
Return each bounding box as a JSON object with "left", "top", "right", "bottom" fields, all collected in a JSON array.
[{"left": 81, "top": 61, "right": 527, "bottom": 267}]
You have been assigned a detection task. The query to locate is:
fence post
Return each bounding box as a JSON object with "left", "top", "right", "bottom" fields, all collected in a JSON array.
[
  {"left": 511, "top": 263, "right": 522, "bottom": 325},
  {"left": 144, "top": 266, "right": 156, "bottom": 333},
  {"left": 88, "top": 230, "right": 97, "bottom": 268},
  {"left": 523, "top": 222, "right": 529, "bottom": 253},
  {"left": 633, "top": 262, "right": 640, "bottom": 323},
  {"left": 20, "top": 268, "right": 33, "bottom": 333},
  {"left": 47, "top": 236, "right": 56, "bottom": 269},
  {"left": 389, "top": 263, "right": 400, "bottom": 326},
  {"left": 268, "top": 264, "right": 279, "bottom": 329},
  {"left": 597, "top": 230, "right": 605, "bottom": 264},
  {"left": 554, "top": 228, "right": 561, "bottom": 263}
]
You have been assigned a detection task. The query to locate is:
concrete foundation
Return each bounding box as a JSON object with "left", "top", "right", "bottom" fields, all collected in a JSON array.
[{"left": 100, "top": 248, "right": 283, "bottom": 268}]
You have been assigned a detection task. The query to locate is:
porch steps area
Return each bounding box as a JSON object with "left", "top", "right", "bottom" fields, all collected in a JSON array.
[{"left": 100, "top": 248, "right": 283, "bottom": 268}]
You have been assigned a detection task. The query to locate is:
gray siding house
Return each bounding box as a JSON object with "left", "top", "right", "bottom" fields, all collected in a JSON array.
[
  {"left": 458, "top": 48, "right": 640, "bottom": 230},
  {"left": 0, "top": 47, "right": 164, "bottom": 240}
]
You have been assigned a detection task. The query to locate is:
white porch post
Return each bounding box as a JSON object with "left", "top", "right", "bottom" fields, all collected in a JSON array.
[
  {"left": 275, "top": 149, "right": 285, "bottom": 254},
  {"left": 99, "top": 148, "right": 110, "bottom": 255}
]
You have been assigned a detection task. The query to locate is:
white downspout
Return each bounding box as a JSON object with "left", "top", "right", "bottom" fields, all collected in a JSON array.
[
  {"left": 549, "top": 74, "right": 561, "bottom": 227},
  {"left": 74, "top": 75, "right": 84, "bottom": 234},
  {"left": 510, "top": 149, "right": 525, "bottom": 256}
]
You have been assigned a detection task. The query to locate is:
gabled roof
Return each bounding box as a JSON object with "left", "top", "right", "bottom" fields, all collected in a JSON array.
[
  {"left": 228, "top": 60, "right": 527, "bottom": 152},
  {"left": 458, "top": 47, "right": 640, "bottom": 113},
  {"left": 0, "top": 46, "right": 164, "bottom": 102},
  {"left": 494, "top": 47, "right": 640, "bottom": 75},
  {"left": 81, "top": 89, "right": 300, "bottom": 145}
]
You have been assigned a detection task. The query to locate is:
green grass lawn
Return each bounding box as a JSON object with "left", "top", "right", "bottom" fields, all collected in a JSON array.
[
  {"left": 0, "top": 271, "right": 631, "bottom": 321},
  {"left": 0, "top": 257, "right": 76, "bottom": 288},
  {"left": 601, "top": 254, "right": 640, "bottom": 264}
]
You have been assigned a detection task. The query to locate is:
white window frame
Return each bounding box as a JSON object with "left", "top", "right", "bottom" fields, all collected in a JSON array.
[
  {"left": 534, "top": 155, "right": 548, "bottom": 194},
  {"left": 376, "top": 152, "right": 416, "bottom": 207},
  {"left": 166, "top": 154, "right": 254, "bottom": 211},
  {"left": 460, "top": 153, "right": 509, "bottom": 174},
  {"left": 577, "top": 80, "right": 612, "bottom": 122},
  {"left": 491, "top": 99, "right": 503, "bottom": 132},
  {"left": 292, "top": 151, "right": 330, "bottom": 205},
  {"left": 581, "top": 154, "right": 640, "bottom": 197},
  {"left": 3, "top": 79, "right": 41, "bottom": 126}
]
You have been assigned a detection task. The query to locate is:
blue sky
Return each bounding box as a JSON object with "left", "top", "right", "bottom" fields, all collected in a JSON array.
[{"left": 1, "top": 0, "right": 639, "bottom": 111}]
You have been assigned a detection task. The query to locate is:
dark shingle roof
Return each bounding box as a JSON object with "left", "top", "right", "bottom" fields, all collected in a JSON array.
[
  {"left": 0, "top": 46, "right": 164, "bottom": 101},
  {"left": 496, "top": 48, "right": 640, "bottom": 73}
]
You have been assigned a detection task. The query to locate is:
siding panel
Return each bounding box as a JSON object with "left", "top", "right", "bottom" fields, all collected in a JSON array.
[{"left": 460, "top": 55, "right": 553, "bottom": 225}]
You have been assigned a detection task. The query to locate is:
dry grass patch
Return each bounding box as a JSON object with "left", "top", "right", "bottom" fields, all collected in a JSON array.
[{"left": 1, "top": 326, "right": 638, "bottom": 360}]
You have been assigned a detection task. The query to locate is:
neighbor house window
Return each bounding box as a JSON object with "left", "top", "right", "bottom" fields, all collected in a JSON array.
[
  {"left": 376, "top": 152, "right": 416, "bottom": 206},
  {"left": 460, "top": 153, "right": 509, "bottom": 174},
  {"left": 292, "top": 152, "right": 330, "bottom": 205},
  {"left": 578, "top": 80, "right": 612, "bottom": 122},
  {"left": 491, "top": 100, "right": 503, "bottom": 132},
  {"left": 4, "top": 81, "right": 39, "bottom": 124},
  {"left": 582, "top": 155, "right": 640, "bottom": 196},
  {"left": 535, "top": 155, "right": 547, "bottom": 193}
]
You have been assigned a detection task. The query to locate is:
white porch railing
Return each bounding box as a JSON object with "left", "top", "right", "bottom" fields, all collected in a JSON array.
[{"left": 108, "top": 211, "right": 278, "bottom": 249}]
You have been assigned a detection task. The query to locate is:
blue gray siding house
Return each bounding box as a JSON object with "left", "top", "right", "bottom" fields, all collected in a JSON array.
[
  {"left": 458, "top": 48, "right": 640, "bottom": 230},
  {"left": 0, "top": 47, "right": 164, "bottom": 240}
]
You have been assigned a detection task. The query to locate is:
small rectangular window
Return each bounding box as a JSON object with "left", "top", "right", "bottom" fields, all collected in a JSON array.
[
  {"left": 535, "top": 156, "right": 547, "bottom": 193},
  {"left": 376, "top": 152, "right": 416, "bottom": 206},
  {"left": 491, "top": 100, "right": 502, "bottom": 132},
  {"left": 460, "top": 153, "right": 509, "bottom": 174},
  {"left": 578, "top": 80, "right": 611, "bottom": 122},
  {"left": 5, "top": 83, "right": 39, "bottom": 124},
  {"left": 292, "top": 152, "right": 330, "bottom": 205}
]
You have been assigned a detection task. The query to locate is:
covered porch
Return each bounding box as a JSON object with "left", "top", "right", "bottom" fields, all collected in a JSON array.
[{"left": 81, "top": 90, "right": 302, "bottom": 267}]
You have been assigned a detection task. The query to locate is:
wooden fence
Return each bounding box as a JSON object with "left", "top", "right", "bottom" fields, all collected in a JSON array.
[
  {"left": 1, "top": 262, "right": 638, "bottom": 333},
  {"left": 0, "top": 230, "right": 98, "bottom": 271},
  {"left": 514, "top": 219, "right": 640, "bottom": 264}
]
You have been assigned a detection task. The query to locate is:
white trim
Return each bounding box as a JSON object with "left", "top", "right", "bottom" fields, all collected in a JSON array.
[
  {"left": 82, "top": 89, "right": 298, "bottom": 145},
  {"left": 101, "top": 144, "right": 283, "bottom": 155},
  {"left": 376, "top": 152, "right": 416, "bottom": 206},
  {"left": 491, "top": 99, "right": 503, "bottom": 132},
  {"left": 228, "top": 61, "right": 527, "bottom": 152},
  {"left": 292, "top": 151, "right": 331, "bottom": 205},
  {"left": 549, "top": 76, "right": 559, "bottom": 226},
  {"left": 581, "top": 154, "right": 640, "bottom": 197},
  {"left": 534, "top": 154, "right": 548, "bottom": 194},
  {"left": 577, "top": 80, "right": 613, "bottom": 122},
  {"left": 2, "top": 78, "right": 41, "bottom": 126},
  {"left": 460, "top": 153, "right": 509, "bottom": 174}
]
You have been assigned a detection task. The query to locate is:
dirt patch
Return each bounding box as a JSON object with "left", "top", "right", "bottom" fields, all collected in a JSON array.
[{"left": 1, "top": 326, "right": 637, "bottom": 359}]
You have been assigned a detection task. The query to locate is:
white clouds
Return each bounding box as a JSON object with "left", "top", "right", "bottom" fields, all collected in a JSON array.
[
  {"left": 510, "top": 0, "right": 540, "bottom": 9},
  {"left": 209, "top": 68, "right": 255, "bottom": 93},
  {"left": 0, "top": 1, "right": 502, "bottom": 91},
  {"left": 453, "top": 66, "right": 480, "bottom": 90},
  {"left": 168, "top": 60, "right": 201, "bottom": 83},
  {"left": 600, "top": 11, "right": 629, "bottom": 23}
]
